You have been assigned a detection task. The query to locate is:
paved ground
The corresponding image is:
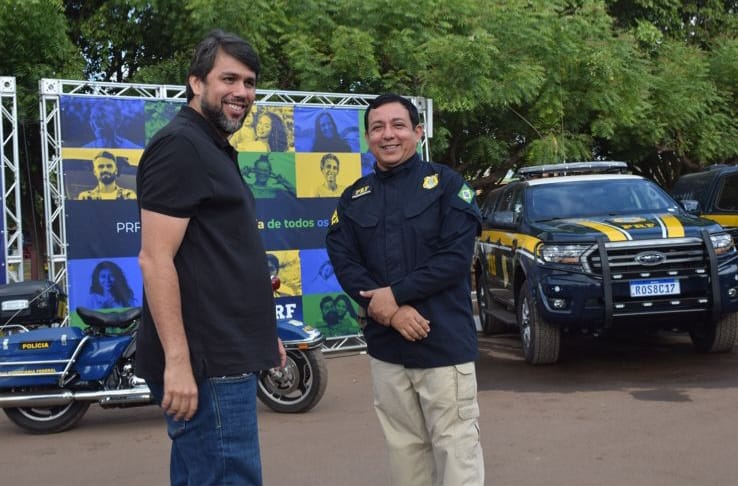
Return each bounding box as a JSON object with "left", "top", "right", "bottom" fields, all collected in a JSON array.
[{"left": 2, "top": 331, "right": 738, "bottom": 486}]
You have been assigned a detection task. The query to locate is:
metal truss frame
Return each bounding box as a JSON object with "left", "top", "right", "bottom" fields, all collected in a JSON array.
[
  {"left": 39, "top": 78, "right": 433, "bottom": 352},
  {"left": 0, "top": 77, "right": 23, "bottom": 283}
]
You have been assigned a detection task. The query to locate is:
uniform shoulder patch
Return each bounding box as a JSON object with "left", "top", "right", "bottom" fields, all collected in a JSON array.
[
  {"left": 457, "top": 183, "right": 474, "bottom": 204},
  {"left": 330, "top": 209, "right": 339, "bottom": 225},
  {"left": 352, "top": 185, "right": 372, "bottom": 199}
]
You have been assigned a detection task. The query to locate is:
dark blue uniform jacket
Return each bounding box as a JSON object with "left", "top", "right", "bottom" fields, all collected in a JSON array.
[{"left": 326, "top": 155, "right": 482, "bottom": 368}]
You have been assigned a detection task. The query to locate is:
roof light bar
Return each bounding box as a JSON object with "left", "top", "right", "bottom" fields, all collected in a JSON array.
[{"left": 516, "top": 161, "right": 629, "bottom": 180}]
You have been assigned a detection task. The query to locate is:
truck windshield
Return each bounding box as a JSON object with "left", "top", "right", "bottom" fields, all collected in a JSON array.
[{"left": 527, "top": 179, "right": 680, "bottom": 222}]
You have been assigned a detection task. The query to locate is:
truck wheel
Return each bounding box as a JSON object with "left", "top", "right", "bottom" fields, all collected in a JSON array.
[
  {"left": 517, "top": 282, "right": 560, "bottom": 365},
  {"left": 689, "top": 313, "right": 738, "bottom": 353},
  {"left": 476, "top": 270, "right": 506, "bottom": 335},
  {"left": 3, "top": 402, "right": 90, "bottom": 434}
]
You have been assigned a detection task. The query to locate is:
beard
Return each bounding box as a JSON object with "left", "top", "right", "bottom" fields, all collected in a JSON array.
[
  {"left": 323, "top": 310, "right": 339, "bottom": 326},
  {"left": 200, "top": 97, "right": 247, "bottom": 135},
  {"left": 99, "top": 173, "right": 116, "bottom": 185}
]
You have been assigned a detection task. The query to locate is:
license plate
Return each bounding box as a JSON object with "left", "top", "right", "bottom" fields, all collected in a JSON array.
[
  {"left": 1, "top": 299, "right": 29, "bottom": 311},
  {"left": 629, "top": 278, "right": 680, "bottom": 298}
]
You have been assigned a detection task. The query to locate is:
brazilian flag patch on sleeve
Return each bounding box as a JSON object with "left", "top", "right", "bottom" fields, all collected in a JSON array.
[{"left": 457, "top": 183, "right": 474, "bottom": 204}]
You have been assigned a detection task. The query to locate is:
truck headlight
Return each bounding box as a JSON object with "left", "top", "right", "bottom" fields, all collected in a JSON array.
[
  {"left": 539, "top": 244, "right": 591, "bottom": 265},
  {"left": 710, "top": 233, "right": 735, "bottom": 256}
]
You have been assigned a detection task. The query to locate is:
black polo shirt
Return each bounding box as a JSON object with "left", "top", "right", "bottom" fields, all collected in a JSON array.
[{"left": 136, "top": 106, "right": 279, "bottom": 382}]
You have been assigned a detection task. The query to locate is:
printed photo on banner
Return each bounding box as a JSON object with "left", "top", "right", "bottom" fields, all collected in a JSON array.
[
  {"left": 60, "top": 96, "right": 146, "bottom": 149},
  {"left": 144, "top": 100, "right": 184, "bottom": 144},
  {"left": 302, "top": 292, "right": 361, "bottom": 338},
  {"left": 299, "top": 249, "right": 341, "bottom": 294},
  {"left": 294, "top": 152, "right": 361, "bottom": 198},
  {"left": 266, "top": 250, "right": 302, "bottom": 297},
  {"left": 230, "top": 106, "right": 294, "bottom": 152},
  {"left": 62, "top": 148, "right": 141, "bottom": 200},
  {"left": 239, "top": 152, "right": 296, "bottom": 199},
  {"left": 293, "top": 107, "right": 360, "bottom": 153},
  {"left": 67, "top": 257, "right": 142, "bottom": 325},
  {"left": 361, "top": 152, "right": 376, "bottom": 176}
]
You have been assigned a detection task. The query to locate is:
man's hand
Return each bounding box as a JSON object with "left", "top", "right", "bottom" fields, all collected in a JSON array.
[
  {"left": 277, "top": 338, "right": 287, "bottom": 368},
  {"left": 161, "top": 358, "right": 198, "bottom": 422},
  {"left": 390, "top": 305, "right": 430, "bottom": 341},
  {"left": 360, "top": 287, "right": 399, "bottom": 326}
]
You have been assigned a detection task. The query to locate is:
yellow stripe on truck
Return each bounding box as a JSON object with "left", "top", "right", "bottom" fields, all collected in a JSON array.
[
  {"left": 658, "top": 214, "right": 685, "bottom": 238},
  {"left": 703, "top": 214, "right": 738, "bottom": 228},
  {"left": 575, "top": 220, "right": 629, "bottom": 241}
]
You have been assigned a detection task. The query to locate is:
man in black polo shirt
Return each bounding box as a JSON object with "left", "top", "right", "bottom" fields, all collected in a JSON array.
[{"left": 137, "top": 30, "right": 284, "bottom": 486}]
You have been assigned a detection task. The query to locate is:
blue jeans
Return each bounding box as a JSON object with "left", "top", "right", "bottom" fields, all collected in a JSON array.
[{"left": 148, "top": 373, "right": 263, "bottom": 486}]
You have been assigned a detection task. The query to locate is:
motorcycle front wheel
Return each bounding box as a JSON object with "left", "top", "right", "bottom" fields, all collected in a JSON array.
[
  {"left": 4, "top": 401, "right": 90, "bottom": 434},
  {"left": 257, "top": 348, "right": 327, "bottom": 413}
]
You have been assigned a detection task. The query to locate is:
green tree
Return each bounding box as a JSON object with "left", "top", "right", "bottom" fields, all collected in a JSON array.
[
  {"left": 0, "top": 0, "right": 83, "bottom": 120},
  {"left": 0, "top": 0, "right": 84, "bottom": 277},
  {"left": 64, "top": 0, "right": 193, "bottom": 82}
]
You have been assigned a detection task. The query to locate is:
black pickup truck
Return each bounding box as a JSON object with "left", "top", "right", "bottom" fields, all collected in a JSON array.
[
  {"left": 671, "top": 165, "right": 738, "bottom": 243},
  {"left": 474, "top": 162, "right": 738, "bottom": 364}
]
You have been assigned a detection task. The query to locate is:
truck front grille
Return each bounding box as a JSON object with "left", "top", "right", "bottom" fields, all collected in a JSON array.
[
  {"left": 586, "top": 238, "right": 707, "bottom": 279},
  {"left": 586, "top": 237, "right": 713, "bottom": 317}
]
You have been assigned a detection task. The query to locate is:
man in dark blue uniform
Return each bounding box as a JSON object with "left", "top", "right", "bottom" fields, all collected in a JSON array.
[{"left": 326, "top": 93, "right": 484, "bottom": 486}]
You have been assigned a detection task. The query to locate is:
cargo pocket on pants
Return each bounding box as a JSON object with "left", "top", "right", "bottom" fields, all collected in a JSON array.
[{"left": 454, "top": 362, "right": 481, "bottom": 460}]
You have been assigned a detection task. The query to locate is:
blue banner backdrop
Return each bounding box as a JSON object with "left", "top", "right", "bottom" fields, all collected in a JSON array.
[{"left": 60, "top": 95, "right": 370, "bottom": 337}]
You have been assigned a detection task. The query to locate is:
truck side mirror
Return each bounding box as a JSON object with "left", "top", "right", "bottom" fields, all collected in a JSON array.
[
  {"left": 679, "top": 199, "right": 701, "bottom": 214},
  {"left": 491, "top": 211, "right": 517, "bottom": 229}
]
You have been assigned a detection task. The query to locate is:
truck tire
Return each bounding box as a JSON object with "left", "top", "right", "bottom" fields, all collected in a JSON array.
[
  {"left": 517, "top": 282, "right": 560, "bottom": 365},
  {"left": 476, "top": 270, "right": 507, "bottom": 335},
  {"left": 689, "top": 312, "right": 738, "bottom": 353}
]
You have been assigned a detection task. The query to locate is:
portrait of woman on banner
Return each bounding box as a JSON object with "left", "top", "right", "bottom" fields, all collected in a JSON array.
[
  {"left": 87, "top": 260, "right": 137, "bottom": 309},
  {"left": 312, "top": 111, "right": 352, "bottom": 153},
  {"left": 232, "top": 108, "right": 290, "bottom": 152}
]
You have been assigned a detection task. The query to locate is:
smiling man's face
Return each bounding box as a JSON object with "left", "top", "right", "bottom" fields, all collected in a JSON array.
[
  {"left": 189, "top": 49, "right": 257, "bottom": 136},
  {"left": 365, "top": 102, "right": 423, "bottom": 171}
]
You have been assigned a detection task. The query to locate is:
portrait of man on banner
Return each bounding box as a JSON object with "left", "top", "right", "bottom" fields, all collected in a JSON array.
[
  {"left": 62, "top": 148, "right": 139, "bottom": 201},
  {"left": 294, "top": 152, "right": 361, "bottom": 199},
  {"left": 60, "top": 96, "right": 145, "bottom": 149},
  {"left": 303, "top": 292, "right": 360, "bottom": 338}
]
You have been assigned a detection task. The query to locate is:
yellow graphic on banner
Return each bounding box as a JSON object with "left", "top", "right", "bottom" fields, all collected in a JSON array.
[{"left": 62, "top": 148, "right": 143, "bottom": 166}]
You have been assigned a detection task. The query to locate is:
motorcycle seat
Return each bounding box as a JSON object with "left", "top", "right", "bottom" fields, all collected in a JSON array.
[{"left": 76, "top": 307, "right": 142, "bottom": 330}]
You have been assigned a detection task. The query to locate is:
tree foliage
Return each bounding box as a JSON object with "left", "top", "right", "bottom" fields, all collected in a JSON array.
[
  {"left": 0, "top": 0, "right": 83, "bottom": 120},
  {"left": 1, "top": 0, "right": 737, "bottom": 192}
]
